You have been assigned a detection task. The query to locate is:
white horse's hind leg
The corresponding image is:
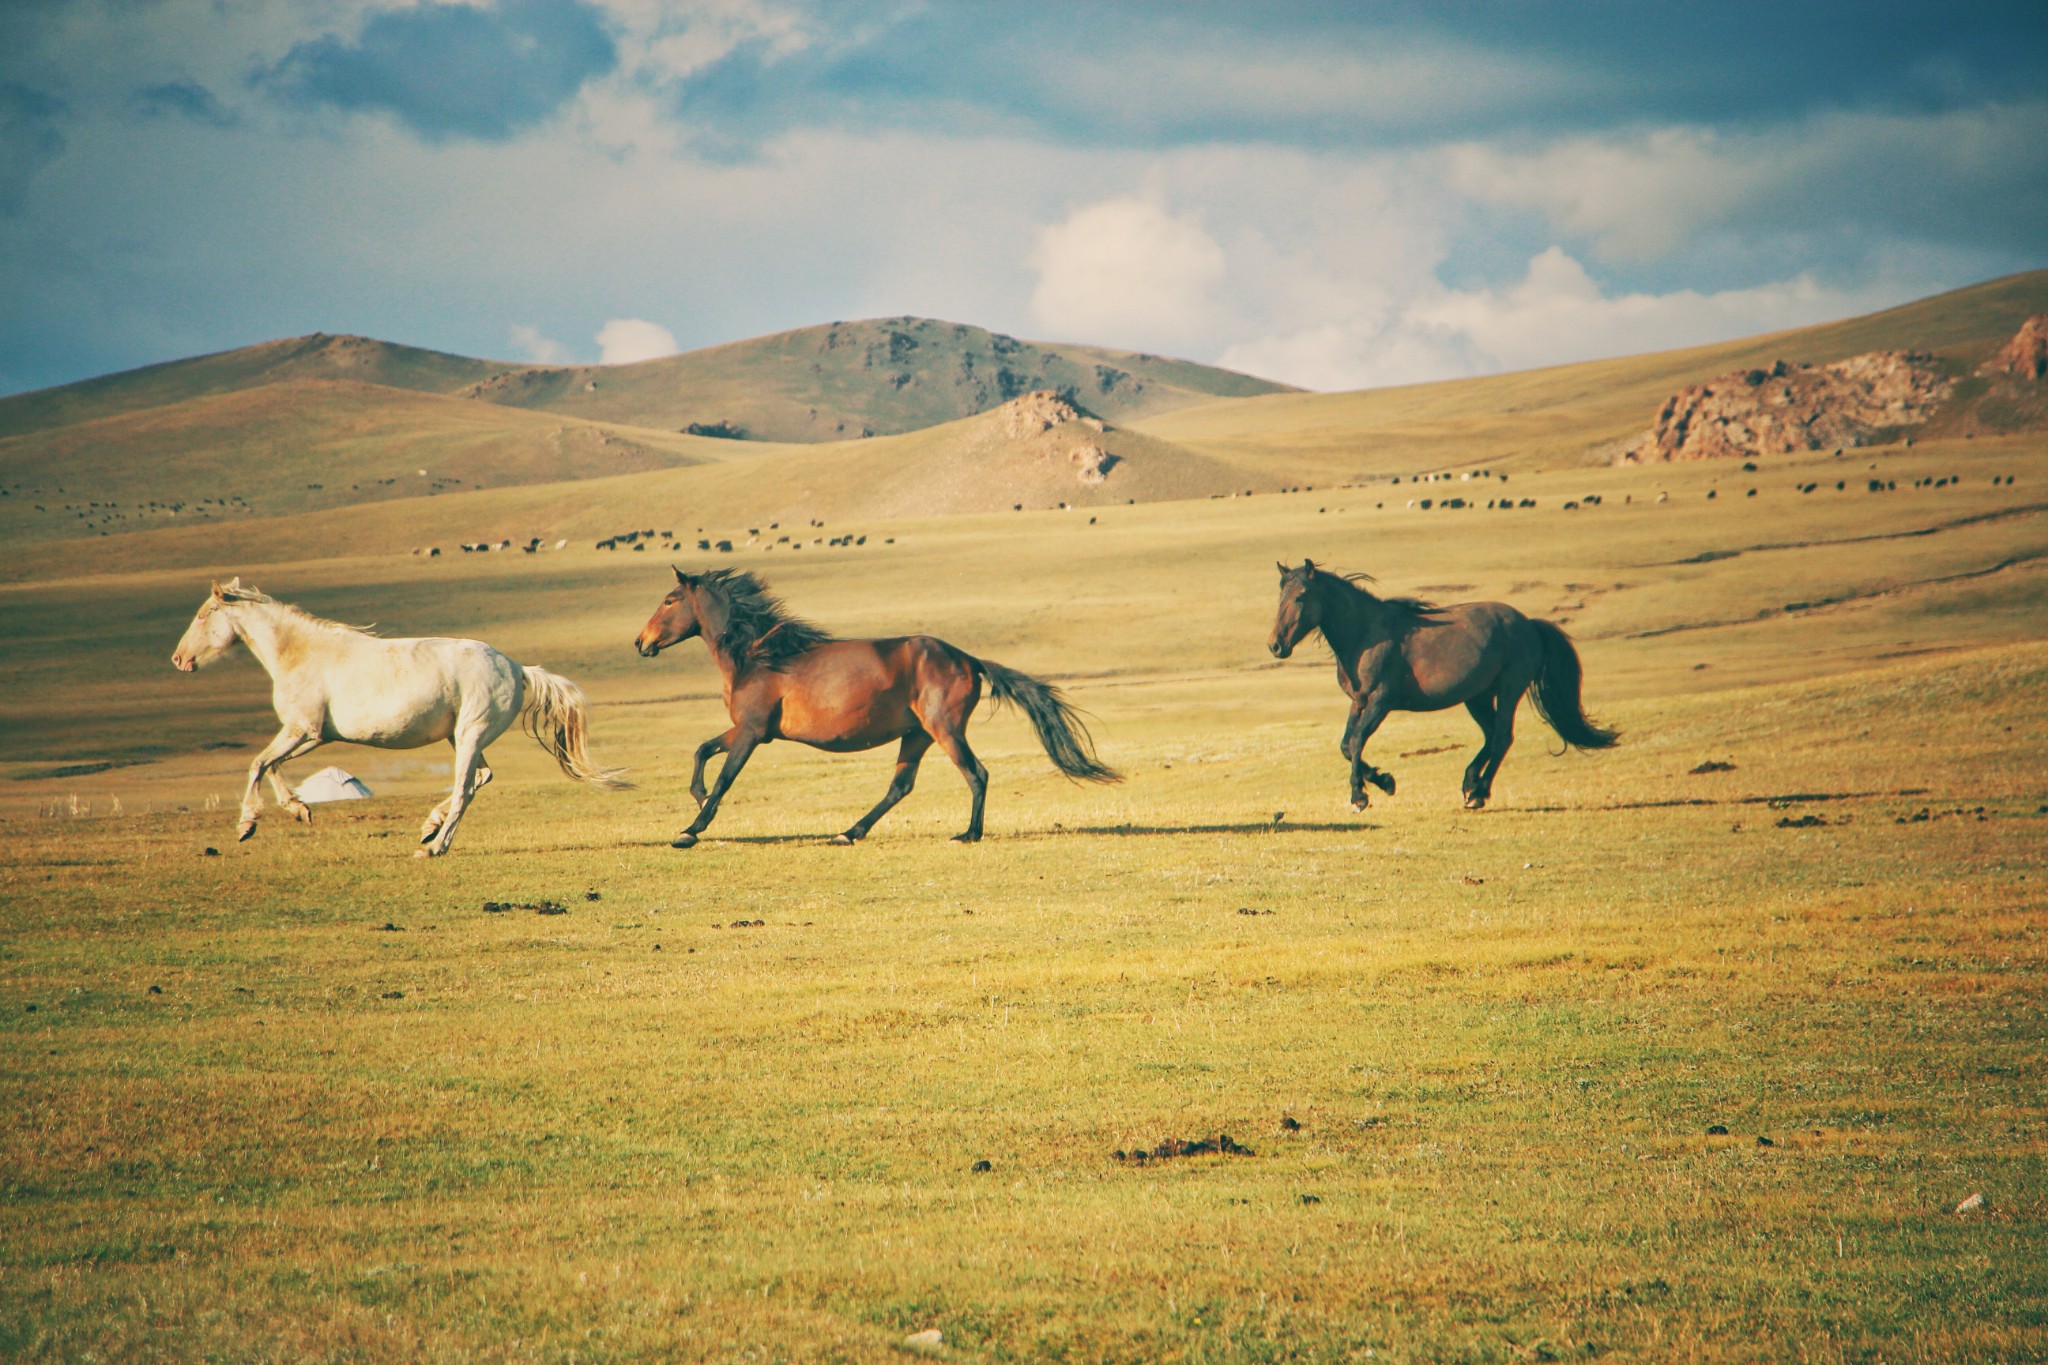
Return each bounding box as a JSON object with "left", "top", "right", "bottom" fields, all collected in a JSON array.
[
  {"left": 418, "top": 729, "right": 490, "bottom": 858},
  {"left": 237, "top": 728, "right": 321, "bottom": 841},
  {"left": 265, "top": 761, "right": 316, "bottom": 824},
  {"left": 419, "top": 766, "right": 492, "bottom": 842}
]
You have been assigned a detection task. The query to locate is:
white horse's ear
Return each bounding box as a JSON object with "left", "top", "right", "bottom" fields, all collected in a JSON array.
[
  {"left": 223, "top": 575, "right": 242, "bottom": 593},
  {"left": 210, "top": 579, "right": 225, "bottom": 598}
]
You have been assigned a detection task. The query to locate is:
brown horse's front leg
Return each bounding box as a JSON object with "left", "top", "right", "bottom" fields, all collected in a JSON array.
[
  {"left": 674, "top": 729, "right": 764, "bottom": 847},
  {"left": 1345, "top": 692, "right": 1394, "bottom": 811},
  {"left": 689, "top": 729, "right": 735, "bottom": 808}
]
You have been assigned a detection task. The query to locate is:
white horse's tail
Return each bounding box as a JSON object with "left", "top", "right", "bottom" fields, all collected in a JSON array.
[{"left": 520, "top": 666, "right": 633, "bottom": 790}]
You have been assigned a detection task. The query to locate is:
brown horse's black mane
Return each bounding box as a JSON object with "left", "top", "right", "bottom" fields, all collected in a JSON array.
[
  {"left": 696, "top": 568, "right": 834, "bottom": 670},
  {"left": 1308, "top": 569, "right": 1440, "bottom": 637}
]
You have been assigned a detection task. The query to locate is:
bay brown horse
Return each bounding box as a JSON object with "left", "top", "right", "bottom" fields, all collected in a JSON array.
[
  {"left": 635, "top": 568, "right": 1119, "bottom": 846},
  {"left": 1268, "top": 560, "right": 1617, "bottom": 811}
]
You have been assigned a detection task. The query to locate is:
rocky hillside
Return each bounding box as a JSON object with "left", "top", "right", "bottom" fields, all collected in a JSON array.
[{"left": 1620, "top": 312, "right": 2048, "bottom": 464}]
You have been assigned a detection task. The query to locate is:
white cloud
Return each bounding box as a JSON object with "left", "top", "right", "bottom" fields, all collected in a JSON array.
[
  {"left": 1028, "top": 196, "right": 1227, "bottom": 349},
  {"left": 508, "top": 323, "right": 571, "bottom": 365},
  {"left": 595, "top": 316, "right": 678, "bottom": 365}
]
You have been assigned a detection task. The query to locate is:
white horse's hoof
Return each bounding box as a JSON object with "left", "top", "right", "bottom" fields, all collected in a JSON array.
[
  {"left": 413, "top": 847, "right": 434, "bottom": 859},
  {"left": 287, "top": 801, "right": 313, "bottom": 823},
  {"left": 236, "top": 820, "right": 258, "bottom": 841}
]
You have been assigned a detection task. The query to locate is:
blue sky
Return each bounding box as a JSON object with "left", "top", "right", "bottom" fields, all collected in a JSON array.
[{"left": 1, "top": 0, "right": 2043, "bottom": 397}]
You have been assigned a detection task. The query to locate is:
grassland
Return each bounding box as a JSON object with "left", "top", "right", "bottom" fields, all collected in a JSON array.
[
  {"left": 5, "top": 280, "right": 2048, "bottom": 1360},
  {"left": 2, "top": 370, "right": 2045, "bottom": 1363}
]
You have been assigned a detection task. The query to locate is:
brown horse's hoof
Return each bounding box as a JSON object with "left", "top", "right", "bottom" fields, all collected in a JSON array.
[
  {"left": 1350, "top": 796, "right": 1370, "bottom": 813},
  {"left": 1371, "top": 771, "right": 1396, "bottom": 795},
  {"left": 1463, "top": 795, "right": 1488, "bottom": 810},
  {"left": 671, "top": 833, "right": 699, "bottom": 849},
  {"left": 951, "top": 832, "right": 981, "bottom": 843},
  {"left": 829, "top": 833, "right": 856, "bottom": 846}
]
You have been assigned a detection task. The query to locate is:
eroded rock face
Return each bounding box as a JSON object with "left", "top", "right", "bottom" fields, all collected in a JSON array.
[
  {"left": 1003, "top": 389, "right": 1087, "bottom": 437},
  {"left": 1979, "top": 315, "right": 2048, "bottom": 382},
  {"left": 1621, "top": 352, "right": 1952, "bottom": 463}
]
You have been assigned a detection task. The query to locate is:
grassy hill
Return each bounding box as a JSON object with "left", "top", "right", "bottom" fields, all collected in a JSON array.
[
  {"left": 1134, "top": 269, "right": 2048, "bottom": 479},
  {"left": 0, "top": 333, "right": 506, "bottom": 442},
  {"left": 458, "top": 315, "right": 1296, "bottom": 441},
  {"left": 0, "top": 380, "right": 763, "bottom": 549}
]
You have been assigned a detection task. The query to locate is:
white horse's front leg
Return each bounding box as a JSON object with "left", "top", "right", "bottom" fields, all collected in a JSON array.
[{"left": 238, "top": 728, "right": 320, "bottom": 841}]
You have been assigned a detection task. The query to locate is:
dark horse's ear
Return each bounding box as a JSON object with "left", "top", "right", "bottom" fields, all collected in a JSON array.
[
  {"left": 672, "top": 565, "right": 689, "bottom": 586},
  {"left": 1301, "top": 558, "right": 1317, "bottom": 576},
  {"left": 1276, "top": 560, "right": 1289, "bottom": 577}
]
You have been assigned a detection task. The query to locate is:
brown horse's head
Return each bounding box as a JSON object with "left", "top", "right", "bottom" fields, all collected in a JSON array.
[
  {"left": 636, "top": 568, "right": 706, "bottom": 656},
  {"left": 1269, "top": 559, "right": 1326, "bottom": 659},
  {"left": 171, "top": 578, "right": 244, "bottom": 672}
]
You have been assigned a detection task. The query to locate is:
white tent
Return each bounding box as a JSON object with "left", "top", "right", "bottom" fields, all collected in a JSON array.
[{"left": 297, "top": 766, "right": 373, "bottom": 803}]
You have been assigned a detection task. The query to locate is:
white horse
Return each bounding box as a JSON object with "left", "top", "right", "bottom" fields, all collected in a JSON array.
[{"left": 172, "top": 579, "right": 629, "bottom": 856}]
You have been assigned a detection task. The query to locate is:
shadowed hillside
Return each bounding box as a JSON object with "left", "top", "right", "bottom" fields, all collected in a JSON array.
[
  {"left": 0, "top": 380, "right": 760, "bottom": 547},
  {"left": 458, "top": 316, "right": 1295, "bottom": 441}
]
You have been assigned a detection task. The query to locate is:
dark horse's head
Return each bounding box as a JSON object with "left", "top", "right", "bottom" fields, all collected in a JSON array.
[
  {"left": 635, "top": 568, "right": 706, "bottom": 656},
  {"left": 1269, "top": 559, "right": 1328, "bottom": 659}
]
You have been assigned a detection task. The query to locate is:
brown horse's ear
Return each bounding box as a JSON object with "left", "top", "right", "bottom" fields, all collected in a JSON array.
[
  {"left": 1276, "top": 560, "right": 1289, "bottom": 577},
  {"left": 672, "top": 565, "right": 689, "bottom": 586},
  {"left": 1301, "top": 559, "right": 1317, "bottom": 576}
]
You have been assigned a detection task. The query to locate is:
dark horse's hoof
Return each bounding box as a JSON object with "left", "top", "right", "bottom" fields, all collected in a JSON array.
[
  {"left": 1371, "top": 770, "right": 1396, "bottom": 795},
  {"left": 671, "top": 832, "right": 699, "bottom": 848},
  {"left": 829, "top": 833, "right": 856, "bottom": 846},
  {"left": 951, "top": 831, "right": 981, "bottom": 843},
  {"left": 1350, "top": 796, "right": 1370, "bottom": 813},
  {"left": 1463, "top": 795, "right": 1488, "bottom": 811}
]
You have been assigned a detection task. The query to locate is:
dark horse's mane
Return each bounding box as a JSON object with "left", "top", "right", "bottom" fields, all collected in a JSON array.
[
  {"left": 1312, "top": 569, "right": 1441, "bottom": 636},
  {"left": 696, "top": 568, "right": 835, "bottom": 670}
]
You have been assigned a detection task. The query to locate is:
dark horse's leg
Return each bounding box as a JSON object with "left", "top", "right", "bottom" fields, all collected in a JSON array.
[
  {"left": 1464, "top": 679, "right": 1526, "bottom": 809},
  {"left": 831, "top": 732, "right": 933, "bottom": 845},
  {"left": 689, "top": 728, "right": 735, "bottom": 808},
  {"left": 1461, "top": 696, "right": 1497, "bottom": 805},
  {"left": 1346, "top": 690, "right": 1395, "bottom": 811},
  {"left": 673, "top": 727, "right": 765, "bottom": 848},
  {"left": 928, "top": 721, "right": 990, "bottom": 842}
]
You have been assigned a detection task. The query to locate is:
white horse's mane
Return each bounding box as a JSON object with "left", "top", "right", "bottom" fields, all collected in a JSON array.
[{"left": 222, "top": 585, "right": 379, "bottom": 636}]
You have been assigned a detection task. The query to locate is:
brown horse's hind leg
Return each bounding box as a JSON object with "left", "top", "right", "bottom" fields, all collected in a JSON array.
[
  {"left": 673, "top": 728, "right": 765, "bottom": 848},
  {"left": 831, "top": 732, "right": 932, "bottom": 845},
  {"left": 927, "top": 721, "right": 989, "bottom": 842}
]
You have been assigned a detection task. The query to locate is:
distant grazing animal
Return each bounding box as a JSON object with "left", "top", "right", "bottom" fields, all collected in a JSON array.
[
  {"left": 634, "top": 568, "right": 1118, "bottom": 846},
  {"left": 172, "top": 579, "right": 628, "bottom": 856},
  {"left": 1268, "top": 561, "right": 1617, "bottom": 812}
]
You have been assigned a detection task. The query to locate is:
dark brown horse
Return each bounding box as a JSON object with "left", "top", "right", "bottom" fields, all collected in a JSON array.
[
  {"left": 1268, "top": 560, "right": 1617, "bottom": 811},
  {"left": 635, "top": 568, "right": 1119, "bottom": 846}
]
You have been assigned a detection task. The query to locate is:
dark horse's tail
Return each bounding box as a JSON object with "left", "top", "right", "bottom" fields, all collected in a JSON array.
[
  {"left": 974, "top": 659, "right": 1122, "bottom": 783},
  {"left": 1528, "top": 620, "right": 1620, "bottom": 749}
]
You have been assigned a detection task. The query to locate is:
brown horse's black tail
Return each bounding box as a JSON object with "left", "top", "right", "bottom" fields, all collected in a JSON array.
[
  {"left": 975, "top": 659, "right": 1122, "bottom": 783},
  {"left": 1529, "top": 620, "right": 1620, "bottom": 750}
]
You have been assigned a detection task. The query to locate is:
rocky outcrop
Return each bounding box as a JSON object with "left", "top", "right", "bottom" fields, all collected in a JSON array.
[
  {"left": 1621, "top": 352, "right": 1953, "bottom": 463},
  {"left": 1978, "top": 314, "right": 2048, "bottom": 382},
  {"left": 1001, "top": 389, "right": 1103, "bottom": 439}
]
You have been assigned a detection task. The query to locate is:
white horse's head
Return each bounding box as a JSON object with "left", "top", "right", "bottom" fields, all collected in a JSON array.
[{"left": 172, "top": 578, "right": 245, "bottom": 672}]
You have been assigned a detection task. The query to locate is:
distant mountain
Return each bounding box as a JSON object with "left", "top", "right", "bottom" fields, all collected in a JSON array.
[
  {"left": 455, "top": 316, "right": 1296, "bottom": 441},
  {"left": 0, "top": 317, "right": 1293, "bottom": 447}
]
